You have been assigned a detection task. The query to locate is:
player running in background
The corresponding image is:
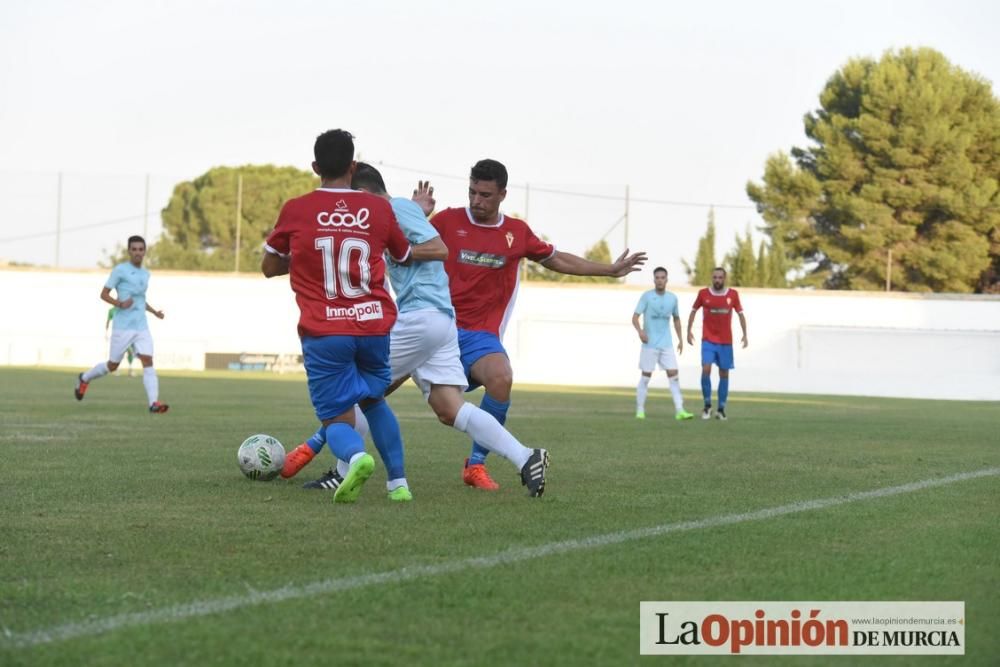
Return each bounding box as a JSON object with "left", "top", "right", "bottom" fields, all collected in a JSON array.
[
  {"left": 74, "top": 235, "right": 168, "bottom": 413},
  {"left": 300, "top": 165, "right": 549, "bottom": 498},
  {"left": 261, "top": 129, "right": 411, "bottom": 504},
  {"left": 632, "top": 266, "right": 693, "bottom": 421},
  {"left": 433, "top": 159, "right": 646, "bottom": 489},
  {"left": 686, "top": 267, "right": 748, "bottom": 420},
  {"left": 106, "top": 306, "right": 137, "bottom": 376}
]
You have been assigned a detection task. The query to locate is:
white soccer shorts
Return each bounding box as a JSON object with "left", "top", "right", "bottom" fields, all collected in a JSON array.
[
  {"left": 108, "top": 329, "right": 153, "bottom": 362},
  {"left": 638, "top": 346, "right": 678, "bottom": 373},
  {"left": 390, "top": 309, "right": 468, "bottom": 398}
]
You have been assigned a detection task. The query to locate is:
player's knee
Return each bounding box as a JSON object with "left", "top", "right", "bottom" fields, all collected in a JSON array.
[
  {"left": 486, "top": 369, "right": 513, "bottom": 396},
  {"left": 107, "top": 361, "right": 120, "bottom": 371},
  {"left": 719, "top": 370, "right": 730, "bottom": 378},
  {"left": 435, "top": 407, "right": 457, "bottom": 427}
]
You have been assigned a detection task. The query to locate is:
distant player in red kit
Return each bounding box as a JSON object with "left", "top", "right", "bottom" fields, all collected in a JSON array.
[
  {"left": 431, "top": 158, "right": 647, "bottom": 489},
  {"left": 687, "top": 267, "right": 748, "bottom": 421}
]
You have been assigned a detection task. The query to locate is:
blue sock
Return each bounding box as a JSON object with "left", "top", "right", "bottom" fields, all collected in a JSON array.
[
  {"left": 718, "top": 377, "right": 729, "bottom": 409},
  {"left": 362, "top": 399, "right": 406, "bottom": 480},
  {"left": 305, "top": 425, "right": 325, "bottom": 454},
  {"left": 701, "top": 374, "right": 712, "bottom": 407},
  {"left": 324, "top": 422, "right": 365, "bottom": 463},
  {"left": 470, "top": 394, "right": 509, "bottom": 465}
]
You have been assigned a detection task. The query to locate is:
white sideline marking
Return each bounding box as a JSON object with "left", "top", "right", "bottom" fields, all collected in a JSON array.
[{"left": 5, "top": 467, "right": 997, "bottom": 649}]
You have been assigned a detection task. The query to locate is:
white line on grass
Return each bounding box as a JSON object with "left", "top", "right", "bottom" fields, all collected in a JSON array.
[{"left": 5, "top": 467, "right": 998, "bottom": 649}]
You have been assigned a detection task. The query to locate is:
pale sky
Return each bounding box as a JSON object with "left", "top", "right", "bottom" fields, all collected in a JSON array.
[{"left": 1, "top": 0, "right": 997, "bottom": 284}]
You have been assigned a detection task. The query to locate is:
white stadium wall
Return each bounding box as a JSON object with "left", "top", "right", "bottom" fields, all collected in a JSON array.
[{"left": 2, "top": 268, "right": 999, "bottom": 400}]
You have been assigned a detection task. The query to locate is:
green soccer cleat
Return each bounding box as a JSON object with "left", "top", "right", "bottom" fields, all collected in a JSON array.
[
  {"left": 387, "top": 486, "right": 413, "bottom": 502},
  {"left": 333, "top": 453, "right": 375, "bottom": 504},
  {"left": 675, "top": 410, "right": 694, "bottom": 421},
  {"left": 635, "top": 411, "right": 645, "bottom": 419}
]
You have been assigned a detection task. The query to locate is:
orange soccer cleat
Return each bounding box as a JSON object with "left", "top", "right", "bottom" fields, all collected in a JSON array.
[
  {"left": 74, "top": 374, "right": 89, "bottom": 401},
  {"left": 148, "top": 401, "right": 169, "bottom": 413},
  {"left": 462, "top": 458, "right": 499, "bottom": 491},
  {"left": 281, "top": 444, "right": 316, "bottom": 479}
]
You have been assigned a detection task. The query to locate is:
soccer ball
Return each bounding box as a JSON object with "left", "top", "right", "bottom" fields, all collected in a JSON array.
[{"left": 237, "top": 434, "right": 285, "bottom": 481}]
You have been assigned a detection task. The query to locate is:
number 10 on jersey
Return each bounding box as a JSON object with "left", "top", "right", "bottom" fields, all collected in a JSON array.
[{"left": 315, "top": 236, "right": 372, "bottom": 299}]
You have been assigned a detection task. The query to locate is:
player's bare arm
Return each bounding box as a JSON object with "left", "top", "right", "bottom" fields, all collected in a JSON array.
[
  {"left": 738, "top": 311, "right": 748, "bottom": 348},
  {"left": 100, "top": 286, "right": 133, "bottom": 309},
  {"left": 145, "top": 302, "right": 165, "bottom": 319},
  {"left": 410, "top": 236, "right": 448, "bottom": 262},
  {"left": 541, "top": 248, "right": 647, "bottom": 277},
  {"left": 673, "top": 315, "right": 684, "bottom": 353},
  {"left": 261, "top": 252, "right": 290, "bottom": 278},
  {"left": 686, "top": 309, "right": 698, "bottom": 346},
  {"left": 412, "top": 180, "right": 436, "bottom": 216},
  {"left": 631, "top": 313, "right": 648, "bottom": 344}
]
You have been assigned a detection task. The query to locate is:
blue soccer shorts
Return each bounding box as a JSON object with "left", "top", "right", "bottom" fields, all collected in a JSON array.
[
  {"left": 701, "top": 340, "right": 735, "bottom": 370},
  {"left": 456, "top": 328, "right": 508, "bottom": 392},
  {"left": 301, "top": 334, "right": 392, "bottom": 420}
]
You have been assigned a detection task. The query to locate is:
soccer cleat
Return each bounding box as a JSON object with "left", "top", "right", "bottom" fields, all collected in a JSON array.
[
  {"left": 716, "top": 408, "right": 728, "bottom": 421},
  {"left": 302, "top": 467, "right": 344, "bottom": 490},
  {"left": 387, "top": 486, "right": 413, "bottom": 502},
  {"left": 463, "top": 458, "right": 500, "bottom": 491},
  {"left": 74, "top": 373, "right": 89, "bottom": 401},
  {"left": 334, "top": 453, "right": 375, "bottom": 504},
  {"left": 280, "top": 444, "right": 316, "bottom": 479},
  {"left": 635, "top": 410, "right": 645, "bottom": 419},
  {"left": 520, "top": 448, "right": 549, "bottom": 498},
  {"left": 675, "top": 410, "right": 694, "bottom": 421},
  {"left": 149, "top": 401, "right": 169, "bottom": 413},
  {"left": 701, "top": 407, "right": 712, "bottom": 420}
]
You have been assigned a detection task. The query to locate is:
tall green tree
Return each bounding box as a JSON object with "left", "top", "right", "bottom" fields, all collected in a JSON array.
[
  {"left": 150, "top": 165, "right": 318, "bottom": 271},
  {"left": 724, "top": 227, "right": 758, "bottom": 286},
  {"left": 683, "top": 208, "right": 717, "bottom": 285},
  {"left": 755, "top": 240, "right": 771, "bottom": 287},
  {"left": 747, "top": 47, "right": 1000, "bottom": 292}
]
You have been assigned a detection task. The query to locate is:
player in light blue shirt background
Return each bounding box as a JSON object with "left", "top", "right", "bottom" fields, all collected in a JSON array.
[
  {"left": 74, "top": 235, "right": 169, "bottom": 413},
  {"left": 631, "top": 266, "right": 693, "bottom": 421}
]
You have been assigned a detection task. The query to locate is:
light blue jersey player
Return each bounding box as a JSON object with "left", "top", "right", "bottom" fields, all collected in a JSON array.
[
  {"left": 74, "top": 235, "right": 169, "bottom": 413},
  {"left": 299, "top": 163, "right": 549, "bottom": 499},
  {"left": 631, "top": 267, "right": 692, "bottom": 420}
]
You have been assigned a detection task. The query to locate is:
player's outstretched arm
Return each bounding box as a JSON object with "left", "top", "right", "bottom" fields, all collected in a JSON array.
[
  {"left": 412, "top": 181, "right": 435, "bottom": 216},
  {"left": 540, "top": 248, "right": 647, "bottom": 277},
  {"left": 261, "top": 252, "right": 290, "bottom": 278},
  {"left": 145, "top": 302, "right": 165, "bottom": 319}
]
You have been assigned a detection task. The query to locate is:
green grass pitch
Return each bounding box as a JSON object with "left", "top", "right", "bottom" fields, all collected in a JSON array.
[{"left": 2, "top": 367, "right": 997, "bottom": 666}]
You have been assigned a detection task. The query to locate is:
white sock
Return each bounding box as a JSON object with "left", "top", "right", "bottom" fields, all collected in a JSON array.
[
  {"left": 669, "top": 376, "right": 684, "bottom": 412},
  {"left": 453, "top": 402, "right": 531, "bottom": 469},
  {"left": 353, "top": 405, "right": 370, "bottom": 439},
  {"left": 637, "top": 375, "right": 650, "bottom": 412},
  {"left": 336, "top": 458, "right": 351, "bottom": 478},
  {"left": 142, "top": 367, "right": 159, "bottom": 405},
  {"left": 82, "top": 362, "right": 110, "bottom": 383},
  {"left": 348, "top": 451, "right": 367, "bottom": 466},
  {"left": 386, "top": 478, "right": 409, "bottom": 491}
]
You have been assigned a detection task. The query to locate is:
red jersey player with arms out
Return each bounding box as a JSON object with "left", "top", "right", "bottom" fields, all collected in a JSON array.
[
  {"left": 687, "top": 267, "right": 748, "bottom": 421},
  {"left": 262, "top": 129, "right": 412, "bottom": 504},
  {"left": 431, "top": 159, "right": 647, "bottom": 489}
]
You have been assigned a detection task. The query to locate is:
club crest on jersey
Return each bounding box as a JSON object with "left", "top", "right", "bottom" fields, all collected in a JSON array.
[
  {"left": 505, "top": 231, "right": 514, "bottom": 248},
  {"left": 317, "top": 200, "right": 370, "bottom": 229}
]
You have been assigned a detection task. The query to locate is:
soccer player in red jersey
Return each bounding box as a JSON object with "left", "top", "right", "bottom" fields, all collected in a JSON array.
[
  {"left": 431, "top": 159, "right": 647, "bottom": 489},
  {"left": 686, "top": 267, "right": 748, "bottom": 421},
  {"left": 261, "top": 129, "right": 412, "bottom": 503}
]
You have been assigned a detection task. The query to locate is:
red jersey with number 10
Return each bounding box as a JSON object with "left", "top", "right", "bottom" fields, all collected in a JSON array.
[
  {"left": 691, "top": 287, "right": 743, "bottom": 345},
  {"left": 431, "top": 207, "right": 555, "bottom": 337},
  {"left": 265, "top": 188, "right": 411, "bottom": 338}
]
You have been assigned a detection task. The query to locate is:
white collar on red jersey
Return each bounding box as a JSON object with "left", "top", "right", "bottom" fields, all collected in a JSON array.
[
  {"left": 464, "top": 208, "right": 505, "bottom": 228},
  {"left": 315, "top": 188, "right": 356, "bottom": 192},
  {"left": 708, "top": 287, "right": 731, "bottom": 297}
]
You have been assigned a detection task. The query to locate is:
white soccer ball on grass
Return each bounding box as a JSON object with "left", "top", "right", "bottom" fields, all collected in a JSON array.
[{"left": 237, "top": 434, "right": 285, "bottom": 481}]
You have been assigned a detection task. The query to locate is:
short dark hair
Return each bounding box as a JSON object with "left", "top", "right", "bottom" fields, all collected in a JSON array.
[
  {"left": 351, "top": 162, "right": 387, "bottom": 195},
  {"left": 314, "top": 129, "right": 355, "bottom": 179},
  {"left": 713, "top": 267, "right": 727, "bottom": 275},
  {"left": 470, "top": 159, "right": 508, "bottom": 190},
  {"left": 127, "top": 235, "right": 146, "bottom": 248},
  {"left": 653, "top": 266, "right": 667, "bottom": 275}
]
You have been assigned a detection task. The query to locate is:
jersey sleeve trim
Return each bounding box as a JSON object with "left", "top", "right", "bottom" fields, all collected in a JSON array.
[
  {"left": 263, "top": 243, "right": 290, "bottom": 259},
  {"left": 389, "top": 246, "right": 412, "bottom": 264}
]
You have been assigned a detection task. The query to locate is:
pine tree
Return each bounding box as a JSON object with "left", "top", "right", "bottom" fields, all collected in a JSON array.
[
  {"left": 747, "top": 47, "right": 1000, "bottom": 292},
  {"left": 683, "top": 208, "right": 718, "bottom": 285}
]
